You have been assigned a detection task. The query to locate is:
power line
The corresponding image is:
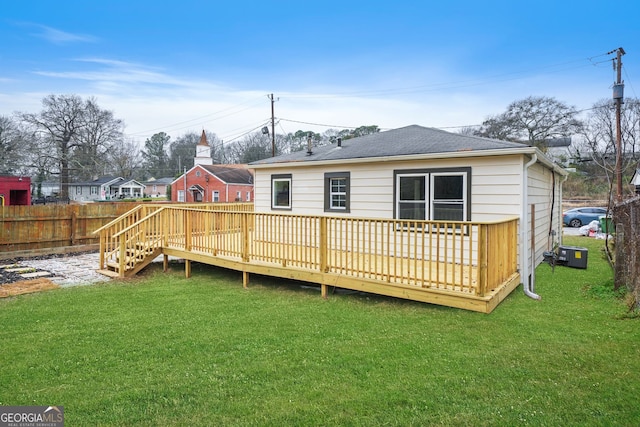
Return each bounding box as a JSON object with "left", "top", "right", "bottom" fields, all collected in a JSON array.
[{"left": 126, "top": 95, "right": 266, "bottom": 137}]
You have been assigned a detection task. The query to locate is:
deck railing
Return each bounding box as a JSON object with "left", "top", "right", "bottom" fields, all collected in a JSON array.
[{"left": 97, "top": 206, "right": 518, "bottom": 298}]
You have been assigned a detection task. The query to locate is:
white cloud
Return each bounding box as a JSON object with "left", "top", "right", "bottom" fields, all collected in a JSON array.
[{"left": 30, "top": 24, "right": 97, "bottom": 44}]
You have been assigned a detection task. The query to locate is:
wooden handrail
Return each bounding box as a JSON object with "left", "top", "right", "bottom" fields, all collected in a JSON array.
[
  {"left": 92, "top": 205, "right": 146, "bottom": 234},
  {"left": 112, "top": 207, "right": 167, "bottom": 238}
]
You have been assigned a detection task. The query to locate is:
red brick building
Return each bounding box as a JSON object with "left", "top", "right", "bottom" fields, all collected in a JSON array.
[
  {"left": 171, "top": 164, "right": 254, "bottom": 203},
  {"left": 0, "top": 175, "right": 31, "bottom": 206},
  {"left": 170, "top": 131, "right": 254, "bottom": 203}
]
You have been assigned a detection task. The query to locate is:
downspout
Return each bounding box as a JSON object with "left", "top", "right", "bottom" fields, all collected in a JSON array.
[{"left": 522, "top": 154, "right": 541, "bottom": 300}]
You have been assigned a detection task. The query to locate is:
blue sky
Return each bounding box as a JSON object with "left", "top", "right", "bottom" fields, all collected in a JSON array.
[{"left": 1, "top": 1, "right": 639, "bottom": 146}]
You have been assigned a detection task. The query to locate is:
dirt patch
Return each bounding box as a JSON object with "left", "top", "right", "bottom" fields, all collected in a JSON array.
[{"left": 0, "top": 278, "right": 60, "bottom": 298}]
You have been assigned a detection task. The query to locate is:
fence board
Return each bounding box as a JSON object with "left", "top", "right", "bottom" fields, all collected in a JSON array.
[{"left": 1, "top": 202, "right": 151, "bottom": 252}]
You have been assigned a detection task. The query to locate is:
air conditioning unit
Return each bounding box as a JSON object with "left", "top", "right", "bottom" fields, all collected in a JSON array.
[{"left": 557, "top": 246, "right": 588, "bottom": 269}]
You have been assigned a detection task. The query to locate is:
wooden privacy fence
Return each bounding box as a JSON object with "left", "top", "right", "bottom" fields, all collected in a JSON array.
[
  {"left": 96, "top": 205, "right": 519, "bottom": 312},
  {"left": 0, "top": 202, "right": 254, "bottom": 255}
]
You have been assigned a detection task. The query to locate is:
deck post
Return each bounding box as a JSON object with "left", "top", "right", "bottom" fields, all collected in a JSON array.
[
  {"left": 242, "top": 213, "right": 250, "bottom": 262},
  {"left": 478, "top": 224, "right": 488, "bottom": 297},
  {"left": 320, "top": 217, "right": 328, "bottom": 272},
  {"left": 185, "top": 259, "right": 191, "bottom": 278},
  {"left": 321, "top": 283, "right": 328, "bottom": 299},
  {"left": 185, "top": 210, "right": 192, "bottom": 251},
  {"left": 99, "top": 232, "right": 105, "bottom": 269},
  {"left": 118, "top": 236, "right": 126, "bottom": 278},
  {"left": 243, "top": 271, "right": 249, "bottom": 288},
  {"left": 163, "top": 254, "right": 168, "bottom": 272}
]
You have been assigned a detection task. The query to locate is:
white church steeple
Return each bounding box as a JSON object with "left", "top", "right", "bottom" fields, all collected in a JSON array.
[{"left": 194, "top": 130, "right": 213, "bottom": 166}]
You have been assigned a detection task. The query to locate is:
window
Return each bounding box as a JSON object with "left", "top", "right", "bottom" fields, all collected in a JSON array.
[
  {"left": 271, "top": 174, "right": 292, "bottom": 210},
  {"left": 213, "top": 191, "right": 219, "bottom": 202},
  {"left": 246, "top": 191, "right": 251, "bottom": 202},
  {"left": 90, "top": 186, "right": 98, "bottom": 195},
  {"left": 196, "top": 170, "right": 201, "bottom": 177},
  {"left": 177, "top": 190, "right": 185, "bottom": 202},
  {"left": 76, "top": 186, "right": 82, "bottom": 195},
  {"left": 324, "top": 172, "right": 350, "bottom": 212},
  {"left": 394, "top": 168, "right": 470, "bottom": 222},
  {"left": 236, "top": 191, "right": 241, "bottom": 201}
]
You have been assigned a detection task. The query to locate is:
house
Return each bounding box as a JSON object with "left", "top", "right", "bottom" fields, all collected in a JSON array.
[
  {"left": 142, "top": 177, "right": 173, "bottom": 198},
  {"left": 171, "top": 131, "right": 254, "bottom": 202},
  {"left": 68, "top": 176, "right": 146, "bottom": 202},
  {"left": 250, "top": 125, "right": 568, "bottom": 300},
  {"left": 0, "top": 175, "right": 31, "bottom": 206}
]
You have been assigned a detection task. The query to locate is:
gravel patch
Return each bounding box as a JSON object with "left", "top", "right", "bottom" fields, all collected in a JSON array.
[{"left": 0, "top": 252, "right": 110, "bottom": 288}]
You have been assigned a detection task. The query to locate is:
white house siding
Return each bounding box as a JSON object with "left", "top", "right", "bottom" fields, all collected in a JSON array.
[
  {"left": 254, "top": 154, "right": 525, "bottom": 222},
  {"left": 527, "top": 162, "right": 563, "bottom": 266}
]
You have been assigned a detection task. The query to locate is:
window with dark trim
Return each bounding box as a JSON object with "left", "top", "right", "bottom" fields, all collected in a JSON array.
[
  {"left": 324, "top": 172, "right": 350, "bottom": 212},
  {"left": 394, "top": 167, "right": 471, "bottom": 222},
  {"left": 271, "top": 174, "right": 292, "bottom": 210}
]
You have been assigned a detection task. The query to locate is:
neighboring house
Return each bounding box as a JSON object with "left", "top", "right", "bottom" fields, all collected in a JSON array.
[
  {"left": 142, "top": 177, "right": 173, "bottom": 198},
  {"left": 68, "top": 176, "right": 146, "bottom": 202},
  {"left": 250, "top": 125, "right": 568, "bottom": 298},
  {"left": 171, "top": 130, "right": 254, "bottom": 202},
  {"left": 0, "top": 175, "right": 31, "bottom": 205}
]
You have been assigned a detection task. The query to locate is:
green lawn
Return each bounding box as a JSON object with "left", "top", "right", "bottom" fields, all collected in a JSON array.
[{"left": 1, "top": 236, "right": 638, "bottom": 426}]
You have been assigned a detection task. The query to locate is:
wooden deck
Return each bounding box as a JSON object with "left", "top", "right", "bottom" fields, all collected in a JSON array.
[{"left": 95, "top": 204, "right": 520, "bottom": 313}]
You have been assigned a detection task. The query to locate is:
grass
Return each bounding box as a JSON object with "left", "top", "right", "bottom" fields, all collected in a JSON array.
[{"left": 0, "top": 236, "right": 638, "bottom": 426}]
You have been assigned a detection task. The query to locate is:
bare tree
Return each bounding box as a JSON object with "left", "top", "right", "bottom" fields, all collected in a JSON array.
[
  {"left": 573, "top": 98, "right": 640, "bottom": 196},
  {"left": 476, "top": 96, "right": 583, "bottom": 150},
  {"left": 0, "top": 115, "right": 31, "bottom": 174},
  {"left": 19, "top": 94, "right": 124, "bottom": 197},
  {"left": 108, "top": 137, "right": 142, "bottom": 179},
  {"left": 71, "top": 98, "right": 124, "bottom": 180}
]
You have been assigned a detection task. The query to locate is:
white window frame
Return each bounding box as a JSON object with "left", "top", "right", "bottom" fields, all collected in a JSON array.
[
  {"left": 394, "top": 168, "right": 470, "bottom": 224},
  {"left": 430, "top": 172, "right": 467, "bottom": 222},
  {"left": 324, "top": 172, "right": 350, "bottom": 212},
  {"left": 213, "top": 191, "right": 220, "bottom": 202},
  {"left": 246, "top": 191, "right": 251, "bottom": 202},
  {"left": 177, "top": 190, "right": 185, "bottom": 202},
  {"left": 271, "top": 174, "right": 292, "bottom": 210}
]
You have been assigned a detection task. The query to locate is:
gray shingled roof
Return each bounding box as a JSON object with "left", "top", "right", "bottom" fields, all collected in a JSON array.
[
  {"left": 251, "top": 125, "right": 529, "bottom": 166},
  {"left": 201, "top": 165, "right": 254, "bottom": 184}
]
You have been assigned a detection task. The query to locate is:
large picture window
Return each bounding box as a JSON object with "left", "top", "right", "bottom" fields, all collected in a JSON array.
[
  {"left": 324, "top": 172, "right": 350, "bottom": 212},
  {"left": 394, "top": 168, "right": 470, "bottom": 222},
  {"left": 271, "top": 174, "right": 292, "bottom": 210}
]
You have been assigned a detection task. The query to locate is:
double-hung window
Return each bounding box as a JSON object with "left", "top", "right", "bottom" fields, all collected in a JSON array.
[
  {"left": 271, "top": 174, "right": 292, "bottom": 210},
  {"left": 324, "top": 172, "right": 350, "bottom": 212},
  {"left": 395, "top": 168, "right": 470, "bottom": 223}
]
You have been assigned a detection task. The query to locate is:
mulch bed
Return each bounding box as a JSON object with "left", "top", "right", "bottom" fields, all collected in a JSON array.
[{"left": 0, "top": 278, "right": 59, "bottom": 298}]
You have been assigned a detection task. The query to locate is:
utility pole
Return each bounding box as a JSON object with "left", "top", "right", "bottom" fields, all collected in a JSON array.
[
  {"left": 269, "top": 93, "right": 276, "bottom": 157},
  {"left": 611, "top": 47, "right": 626, "bottom": 201}
]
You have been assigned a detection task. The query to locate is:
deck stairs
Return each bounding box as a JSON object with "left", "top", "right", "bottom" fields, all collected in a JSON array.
[{"left": 94, "top": 205, "right": 164, "bottom": 278}]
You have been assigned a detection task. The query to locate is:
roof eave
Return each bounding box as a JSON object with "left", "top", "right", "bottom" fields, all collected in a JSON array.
[{"left": 251, "top": 147, "right": 568, "bottom": 176}]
